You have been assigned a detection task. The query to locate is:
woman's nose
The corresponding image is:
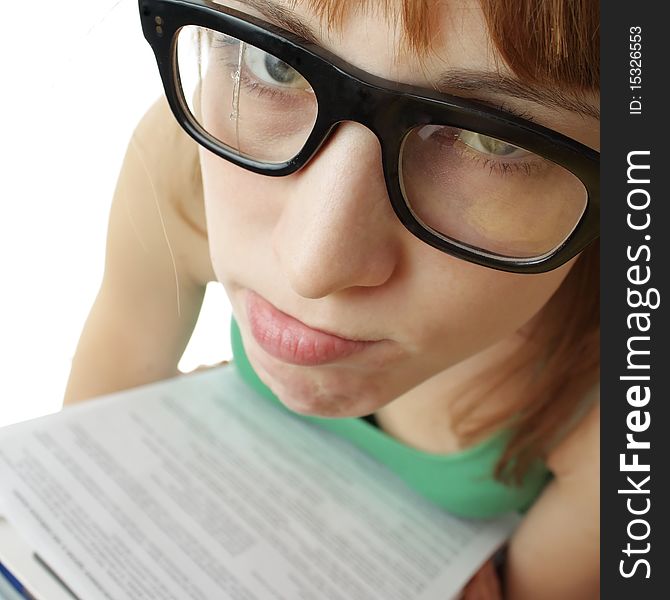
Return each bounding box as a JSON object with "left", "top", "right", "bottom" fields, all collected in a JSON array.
[{"left": 272, "top": 121, "right": 403, "bottom": 299}]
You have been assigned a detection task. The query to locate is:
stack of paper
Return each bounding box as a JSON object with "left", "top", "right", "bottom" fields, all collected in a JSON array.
[{"left": 0, "top": 366, "right": 516, "bottom": 599}]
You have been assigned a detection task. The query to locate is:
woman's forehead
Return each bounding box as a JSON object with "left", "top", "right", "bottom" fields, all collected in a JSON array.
[
  {"left": 219, "top": 0, "right": 504, "bottom": 81},
  {"left": 291, "top": 0, "right": 463, "bottom": 57}
]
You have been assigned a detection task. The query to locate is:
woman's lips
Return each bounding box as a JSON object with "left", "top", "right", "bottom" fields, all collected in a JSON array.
[{"left": 246, "top": 291, "right": 375, "bottom": 366}]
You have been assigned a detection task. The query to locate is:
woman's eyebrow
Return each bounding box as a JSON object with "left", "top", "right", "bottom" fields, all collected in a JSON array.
[
  {"left": 233, "top": 0, "right": 320, "bottom": 44},
  {"left": 436, "top": 71, "right": 600, "bottom": 120}
]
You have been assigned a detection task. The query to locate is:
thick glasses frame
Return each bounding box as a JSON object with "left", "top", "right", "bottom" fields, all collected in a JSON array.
[{"left": 139, "top": 0, "right": 600, "bottom": 274}]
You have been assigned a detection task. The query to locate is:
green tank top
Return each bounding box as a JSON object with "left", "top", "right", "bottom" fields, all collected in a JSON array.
[{"left": 231, "top": 319, "right": 551, "bottom": 518}]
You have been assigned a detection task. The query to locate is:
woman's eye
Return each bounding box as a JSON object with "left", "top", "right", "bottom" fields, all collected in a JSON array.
[
  {"left": 243, "top": 46, "right": 309, "bottom": 89},
  {"left": 457, "top": 130, "right": 528, "bottom": 158}
]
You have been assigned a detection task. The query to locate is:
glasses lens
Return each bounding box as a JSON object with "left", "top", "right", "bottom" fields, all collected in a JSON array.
[
  {"left": 175, "top": 25, "right": 318, "bottom": 164},
  {"left": 400, "top": 125, "right": 588, "bottom": 259}
]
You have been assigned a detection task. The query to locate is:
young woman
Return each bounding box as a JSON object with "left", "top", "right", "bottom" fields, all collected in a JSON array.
[{"left": 65, "top": 0, "right": 600, "bottom": 597}]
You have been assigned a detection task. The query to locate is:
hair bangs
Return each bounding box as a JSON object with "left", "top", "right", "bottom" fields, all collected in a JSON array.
[{"left": 480, "top": 0, "right": 599, "bottom": 91}]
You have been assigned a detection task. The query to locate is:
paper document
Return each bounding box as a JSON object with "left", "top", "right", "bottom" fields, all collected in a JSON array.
[{"left": 0, "top": 366, "right": 517, "bottom": 599}]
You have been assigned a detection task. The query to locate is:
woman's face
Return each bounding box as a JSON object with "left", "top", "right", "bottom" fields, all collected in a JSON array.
[{"left": 200, "top": 0, "right": 600, "bottom": 417}]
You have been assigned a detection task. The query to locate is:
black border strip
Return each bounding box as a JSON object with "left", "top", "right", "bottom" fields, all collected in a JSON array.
[{"left": 601, "top": 3, "right": 670, "bottom": 597}]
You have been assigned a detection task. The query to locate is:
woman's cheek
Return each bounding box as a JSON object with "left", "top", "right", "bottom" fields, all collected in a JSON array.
[
  {"left": 408, "top": 257, "right": 574, "bottom": 359},
  {"left": 200, "top": 151, "right": 280, "bottom": 276}
]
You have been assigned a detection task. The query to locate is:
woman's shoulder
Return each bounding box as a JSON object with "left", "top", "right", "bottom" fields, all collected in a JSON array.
[
  {"left": 130, "top": 96, "right": 215, "bottom": 285},
  {"left": 546, "top": 384, "right": 600, "bottom": 477}
]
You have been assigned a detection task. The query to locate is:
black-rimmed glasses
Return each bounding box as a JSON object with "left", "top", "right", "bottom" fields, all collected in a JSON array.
[{"left": 139, "top": 0, "right": 600, "bottom": 273}]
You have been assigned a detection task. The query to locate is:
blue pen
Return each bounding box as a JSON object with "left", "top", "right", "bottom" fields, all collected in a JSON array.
[
  {"left": 0, "top": 560, "right": 34, "bottom": 599},
  {"left": 0, "top": 554, "right": 79, "bottom": 600}
]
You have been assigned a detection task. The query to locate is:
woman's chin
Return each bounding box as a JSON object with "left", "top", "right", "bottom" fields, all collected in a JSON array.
[{"left": 247, "top": 343, "right": 386, "bottom": 418}]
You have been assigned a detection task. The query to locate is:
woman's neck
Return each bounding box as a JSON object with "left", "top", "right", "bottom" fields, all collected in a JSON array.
[{"left": 374, "top": 332, "right": 536, "bottom": 454}]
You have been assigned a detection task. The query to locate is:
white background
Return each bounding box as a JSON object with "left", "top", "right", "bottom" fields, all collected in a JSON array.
[{"left": 0, "top": 0, "right": 231, "bottom": 427}]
